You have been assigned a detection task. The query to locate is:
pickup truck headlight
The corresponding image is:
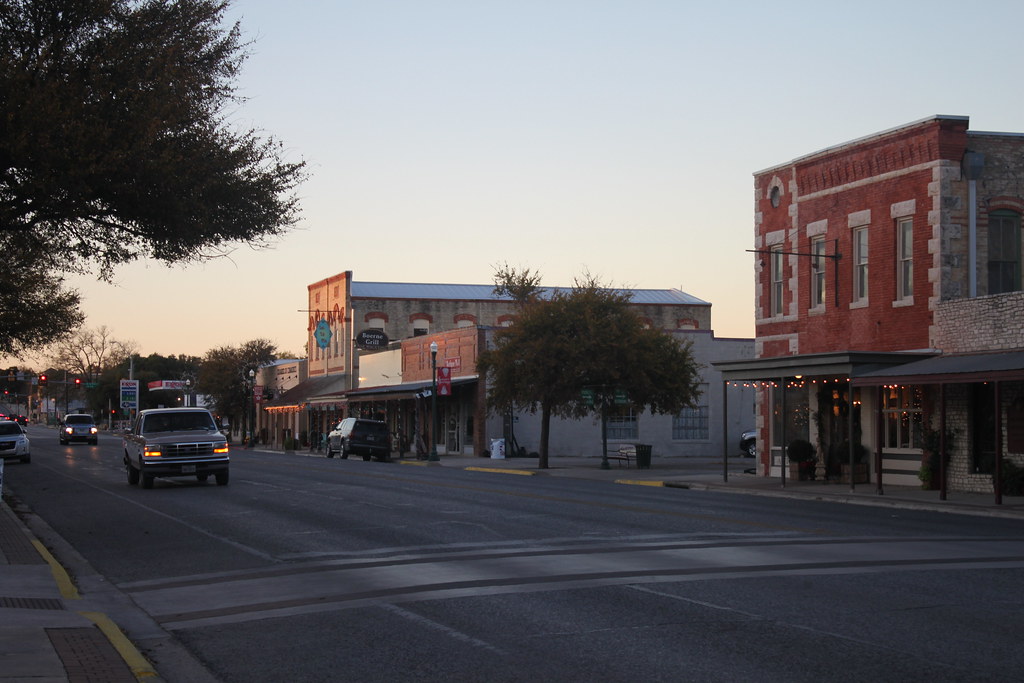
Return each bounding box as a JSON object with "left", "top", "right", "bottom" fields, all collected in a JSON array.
[
  {"left": 63, "top": 427, "right": 73, "bottom": 435},
  {"left": 214, "top": 443, "right": 229, "bottom": 454},
  {"left": 89, "top": 427, "right": 98, "bottom": 434},
  {"left": 144, "top": 445, "right": 163, "bottom": 457}
]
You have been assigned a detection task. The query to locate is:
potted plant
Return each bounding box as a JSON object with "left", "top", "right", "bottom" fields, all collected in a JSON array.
[{"left": 787, "top": 439, "right": 816, "bottom": 481}]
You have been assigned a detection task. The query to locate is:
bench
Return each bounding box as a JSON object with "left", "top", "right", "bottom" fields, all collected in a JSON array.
[{"left": 606, "top": 444, "right": 635, "bottom": 468}]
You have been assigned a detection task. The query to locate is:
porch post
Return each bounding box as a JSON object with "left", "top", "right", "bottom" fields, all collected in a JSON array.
[
  {"left": 848, "top": 382, "right": 856, "bottom": 493},
  {"left": 875, "top": 385, "right": 884, "bottom": 495},
  {"left": 779, "top": 377, "right": 786, "bottom": 488},
  {"left": 939, "top": 384, "right": 947, "bottom": 501},
  {"left": 722, "top": 380, "right": 729, "bottom": 483},
  {"left": 995, "top": 381, "right": 1003, "bottom": 506}
]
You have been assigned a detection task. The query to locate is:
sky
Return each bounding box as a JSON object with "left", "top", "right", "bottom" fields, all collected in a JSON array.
[{"left": 60, "top": 0, "right": 1024, "bottom": 361}]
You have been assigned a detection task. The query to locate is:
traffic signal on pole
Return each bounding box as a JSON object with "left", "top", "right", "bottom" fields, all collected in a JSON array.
[
  {"left": 39, "top": 374, "right": 47, "bottom": 386},
  {"left": 74, "top": 377, "right": 81, "bottom": 386}
]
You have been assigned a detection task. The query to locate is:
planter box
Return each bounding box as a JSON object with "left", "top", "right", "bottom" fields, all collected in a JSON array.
[
  {"left": 789, "top": 463, "right": 815, "bottom": 481},
  {"left": 840, "top": 463, "right": 868, "bottom": 484}
]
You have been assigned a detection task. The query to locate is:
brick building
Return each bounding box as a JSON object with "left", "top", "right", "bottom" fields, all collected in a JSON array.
[
  {"left": 262, "top": 271, "right": 753, "bottom": 460},
  {"left": 716, "top": 115, "right": 1024, "bottom": 500}
]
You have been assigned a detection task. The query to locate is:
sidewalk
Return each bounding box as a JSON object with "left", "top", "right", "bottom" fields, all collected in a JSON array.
[
  {"left": 3, "top": 452, "right": 1023, "bottom": 683},
  {"left": 398, "top": 452, "right": 1024, "bottom": 520}
]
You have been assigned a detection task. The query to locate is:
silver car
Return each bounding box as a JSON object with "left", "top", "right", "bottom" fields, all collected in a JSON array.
[{"left": 0, "top": 420, "right": 30, "bottom": 463}]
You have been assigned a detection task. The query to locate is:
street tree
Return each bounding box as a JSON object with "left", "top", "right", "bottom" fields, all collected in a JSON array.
[
  {"left": 0, "top": 258, "right": 83, "bottom": 356},
  {"left": 0, "top": 0, "right": 306, "bottom": 354},
  {"left": 477, "top": 270, "right": 702, "bottom": 468},
  {"left": 199, "top": 339, "right": 276, "bottom": 440}
]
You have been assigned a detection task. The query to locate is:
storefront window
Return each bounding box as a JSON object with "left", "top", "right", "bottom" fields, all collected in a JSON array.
[
  {"left": 882, "top": 385, "right": 923, "bottom": 449},
  {"left": 771, "top": 383, "right": 809, "bottom": 446}
]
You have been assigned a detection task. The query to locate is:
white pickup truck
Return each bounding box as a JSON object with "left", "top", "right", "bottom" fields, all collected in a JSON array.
[{"left": 123, "top": 407, "right": 230, "bottom": 489}]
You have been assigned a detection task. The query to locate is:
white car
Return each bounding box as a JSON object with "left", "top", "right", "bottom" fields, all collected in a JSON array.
[{"left": 0, "top": 420, "right": 30, "bottom": 463}]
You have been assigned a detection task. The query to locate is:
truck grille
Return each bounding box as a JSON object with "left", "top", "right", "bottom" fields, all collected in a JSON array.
[{"left": 163, "top": 442, "right": 217, "bottom": 458}]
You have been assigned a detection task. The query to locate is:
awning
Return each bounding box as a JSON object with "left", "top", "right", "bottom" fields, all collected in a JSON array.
[
  {"left": 712, "top": 351, "right": 937, "bottom": 382},
  {"left": 851, "top": 350, "right": 1024, "bottom": 386},
  {"left": 344, "top": 375, "right": 479, "bottom": 402},
  {"left": 262, "top": 374, "right": 351, "bottom": 410}
]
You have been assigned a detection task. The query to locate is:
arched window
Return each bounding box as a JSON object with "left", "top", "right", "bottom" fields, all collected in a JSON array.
[{"left": 988, "top": 210, "right": 1021, "bottom": 295}]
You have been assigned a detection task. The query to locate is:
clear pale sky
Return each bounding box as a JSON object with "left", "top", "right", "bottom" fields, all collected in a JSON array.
[{"left": 63, "top": 0, "right": 1024, "bottom": 360}]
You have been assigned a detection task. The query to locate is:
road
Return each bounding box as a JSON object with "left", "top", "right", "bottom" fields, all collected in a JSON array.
[{"left": 7, "top": 424, "right": 1024, "bottom": 682}]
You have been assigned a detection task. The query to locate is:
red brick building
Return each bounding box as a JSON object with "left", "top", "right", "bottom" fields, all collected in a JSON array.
[{"left": 716, "top": 116, "right": 1024, "bottom": 500}]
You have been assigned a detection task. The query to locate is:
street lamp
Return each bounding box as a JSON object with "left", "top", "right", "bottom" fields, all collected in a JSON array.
[
  {"left": 248, "top": 369, "right": 255, "bottom": 448},
  {"left": 428, "top": 341, "right": 439, "bottom": 462},
  {"left": 184, "top": 379, "right": 191, "bottom": 407}
]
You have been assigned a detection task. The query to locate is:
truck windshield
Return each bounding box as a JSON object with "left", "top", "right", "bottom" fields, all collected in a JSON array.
[{"left": 143, "top": 412, "right": 216, "bottom": 433}]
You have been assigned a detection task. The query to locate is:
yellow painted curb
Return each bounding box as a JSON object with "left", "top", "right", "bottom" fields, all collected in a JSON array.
[
  {"left": 31, "top": 539, "right": 80, "bottom": 600},
  {"left": 80, "top": 611, "right": 159, "bottom": 680},
  {"left": 465, "top": 466, "right": 537, "bottom": 476},
  {"left": 614, "top": 479, "right": 666, "bottom": 487}
]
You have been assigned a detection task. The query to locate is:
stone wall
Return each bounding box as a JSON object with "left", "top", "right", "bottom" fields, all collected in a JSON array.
[{"left": 933, "top": 291, "right": 1024, "bottom": 353}]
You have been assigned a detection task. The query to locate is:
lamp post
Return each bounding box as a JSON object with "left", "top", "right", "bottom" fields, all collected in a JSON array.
[
  {"left": 184, "top": 379, "right": 191, "bottom": 407},
  {"left": 248, "top": 369, "right": 255, "bottom": 448},
  {"left": 428, "top": 341, "right": 439, "bottom": 462}
]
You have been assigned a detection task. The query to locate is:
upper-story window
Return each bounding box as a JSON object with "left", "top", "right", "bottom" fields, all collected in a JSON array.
[
  {"left": 810, "top": 237, "right": 826, "bottom": 309},
  {"left": 897, "top": 217, "right": 913, "bottom": 300},
  {"left": 852, "top": 227, "right": 869, "bottom": 303},
  {"left": 988, "top": 210, "right": 1021, "bottom": 295},
  {"left": 770, "top": 246, "right": 784, "bottom": 316}
]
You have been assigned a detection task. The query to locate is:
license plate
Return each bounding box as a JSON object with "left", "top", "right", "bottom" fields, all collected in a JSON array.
[{"left": 181, "top": 465, "right": 196, "bottom": 474}]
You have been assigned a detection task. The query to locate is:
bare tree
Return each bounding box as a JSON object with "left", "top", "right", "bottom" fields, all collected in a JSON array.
[{"left": 47, "top": 325, "right": 137, "bottom": 376}]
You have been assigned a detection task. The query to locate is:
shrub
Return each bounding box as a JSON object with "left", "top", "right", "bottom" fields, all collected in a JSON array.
[
  {"left": 1001, "top": 459, "right": 1024, "bottom": 496},
  {"left": 787, "top": 439, "right": 816, "bottom": 463}
]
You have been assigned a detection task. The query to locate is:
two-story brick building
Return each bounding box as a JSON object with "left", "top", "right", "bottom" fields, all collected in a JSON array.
[{"left": 716, "top": 115, "right": 1024, "bottom": 500}]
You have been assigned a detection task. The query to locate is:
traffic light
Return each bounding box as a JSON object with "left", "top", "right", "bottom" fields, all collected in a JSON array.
[
  {"left": 74, "top": 377, "right": 81, "bottom": 386},
  {"left": 39, "top": 374, "right": 47, "bottom": 386}
]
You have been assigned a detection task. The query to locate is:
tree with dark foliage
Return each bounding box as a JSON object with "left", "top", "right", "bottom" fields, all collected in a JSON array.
[
  {"left": 478, "top": 269, "right": 702, "bottom": 469},
  {"left": 0, "top": 0, "right": 306, "bottom": 355}
]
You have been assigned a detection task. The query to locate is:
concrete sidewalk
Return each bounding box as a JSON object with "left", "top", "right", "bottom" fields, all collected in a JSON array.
[
  {"left": 398, "top": 452, "right": 1024, "bottom": 520},
  {"left": 3, "top": 452, "right": 1022, "bottom": 683}
]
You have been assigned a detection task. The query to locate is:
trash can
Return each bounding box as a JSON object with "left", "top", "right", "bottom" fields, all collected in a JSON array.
[
  {"left": 490, "top": 438, "right": 506, "bottom": 459},
  {"left": 634, "top": 443, "right": 652, "bottom": 469}
]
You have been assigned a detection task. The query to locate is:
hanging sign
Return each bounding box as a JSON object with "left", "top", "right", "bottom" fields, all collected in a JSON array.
[
  {"left": 356, "top": 329, "right": 389, "bottom": 350},
  {"left": 437, "top": 367, "right": 452, "bottom": 396}
]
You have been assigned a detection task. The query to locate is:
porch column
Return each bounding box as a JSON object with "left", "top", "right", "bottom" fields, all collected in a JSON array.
[
  {"left": 995, "top": 381, "right": 1003, "bottom": 506},
  {"left": 722, "top": 380, "right": 729, "bottom": 483}
]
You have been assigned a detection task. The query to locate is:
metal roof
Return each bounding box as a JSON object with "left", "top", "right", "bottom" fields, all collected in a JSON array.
[
  {"left": 851, "top": 350, "right": 1024, "bottom": 385},
  {"left": 351, "top": 281, "right": 709, "bottom": 306}
]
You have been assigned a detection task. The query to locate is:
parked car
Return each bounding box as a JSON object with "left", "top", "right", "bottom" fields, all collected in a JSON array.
[
  {"left": 326, "top": 418, "right": 390, "bottom": 461},
  {"left": 0, "top": 420, "right": 30, "bottom": 463},
  {"left": 13, "top": 415, "right": 27, "bottom": 426},
  {"left": 740, "top": 429, "right": 756, "bottom": 458},
  {"left": 60, "top": 414, "right": 99, "bottom": 445}
]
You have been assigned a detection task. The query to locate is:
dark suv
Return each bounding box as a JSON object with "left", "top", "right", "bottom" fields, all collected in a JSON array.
[
  {"left": 60, "top": 414, "right": 98, "bottom": 445},
  {"left": 326, "top": 418, "right": 390, "bottom": 461}
]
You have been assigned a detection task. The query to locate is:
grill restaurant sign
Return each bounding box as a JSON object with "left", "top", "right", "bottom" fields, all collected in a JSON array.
[{"left": 356, "top": 330, "right": 389, "bottom": 350}]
